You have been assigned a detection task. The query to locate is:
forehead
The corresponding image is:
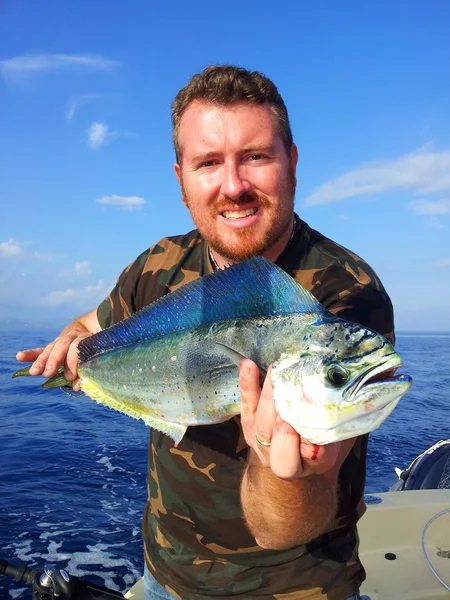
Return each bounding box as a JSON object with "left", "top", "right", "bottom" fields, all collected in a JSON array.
[{"left": 177, "top": 100, "right": 280, "bottom": 159}]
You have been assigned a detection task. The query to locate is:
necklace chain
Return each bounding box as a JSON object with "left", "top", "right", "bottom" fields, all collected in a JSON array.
[
  {"left": 208, "top": 248, "right": 221, "bottom": 272},
  {"left": 208, "top": 214, "right": 297, "bottom": 273}
]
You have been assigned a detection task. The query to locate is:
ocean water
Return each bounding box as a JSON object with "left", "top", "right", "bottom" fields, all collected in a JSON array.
[{"left": 0, "top": 329, "right": 449, "bottom": 598}]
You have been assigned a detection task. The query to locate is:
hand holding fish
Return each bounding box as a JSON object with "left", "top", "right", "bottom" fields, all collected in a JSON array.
[
  {"left": 239, "top": 360, "right": 341, "bottom": 480},
  {"left": 239, "top": 357, "right": 358, "bottom": 550},
  {"left": 15, "top": 311, "right": 101, "bottom": 392}
]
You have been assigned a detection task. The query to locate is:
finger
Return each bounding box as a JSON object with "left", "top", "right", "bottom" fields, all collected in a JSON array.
[
  {"left": 270, "top": 417, "right": 302, "bottom": 480},
  {"left": 65, "top": 334, "right": 90, "bottom": 380},
  {"left": 16, "top": 348, "right": 45, "bottom": 363},
  {"left": 43, "top": 336, "right": 78, "bottom": 377},
  {"left": 65, "top": 342, "right": 79, "bottom": 380},
  {"left": 16, "top": 348, "right": 44, "bottom": 362},
  {"left": 29, "top": 343, "right": 56, "bottom": 375},
  {"left": 299, "top": 438, "right": 341, "bottom": 475},
  {"left": 72, "top": 378, "right": 81, "bottom": 392},
  {"left": 254, "top": 366, "right": 277, "bottom": 447},
  {"left": 239, "top": 359, "right": 262, "bottom": 419}
]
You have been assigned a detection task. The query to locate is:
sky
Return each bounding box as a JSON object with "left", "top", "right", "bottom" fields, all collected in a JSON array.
[{"left": 1, "top": 0, "right": 449, "bottom": 331}]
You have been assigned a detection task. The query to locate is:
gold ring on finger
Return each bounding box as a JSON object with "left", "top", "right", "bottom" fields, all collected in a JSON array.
[{"left": 255, "top": 434, "right": 271, "bottom": 447}]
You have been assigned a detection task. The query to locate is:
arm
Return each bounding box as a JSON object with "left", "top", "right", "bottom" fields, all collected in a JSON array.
[
  {"left": 16, "top": 309, "right": 101, "bottom": 391},
  {"left": 239, "top": 360, "right": 356, "bottom": 550}
]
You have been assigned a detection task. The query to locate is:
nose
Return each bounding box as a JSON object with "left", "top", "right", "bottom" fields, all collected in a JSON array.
[{"left": 220, "top": 161, "right": 250, "bottom": 200}]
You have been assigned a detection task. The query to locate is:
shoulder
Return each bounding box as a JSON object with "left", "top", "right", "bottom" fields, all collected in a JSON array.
[
  {"left": 97, "top": 228, "right": 206, "bottom": 327},
  {"left": 124, "top": 229, "right": 204, "bottom": 281},
  {"left": 288, "top": 219, "right": 395, "bottom": 343},
  {"left": 293, "top": 220, "right": 384, "bottom": 295}
]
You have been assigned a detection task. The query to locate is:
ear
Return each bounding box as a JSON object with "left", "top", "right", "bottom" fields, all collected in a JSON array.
[
  {"left": 290, "top": 143, "right": 299, "bottom": 172},
  {"left": 174, "top": 163, "right": 188, "bottom": 207},
  {"left": 174, "top": 163, "right": 181, "bottom": 183}
]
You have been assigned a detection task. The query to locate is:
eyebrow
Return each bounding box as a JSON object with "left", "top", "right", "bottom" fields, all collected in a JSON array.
[
  {"left": 241, "top": 144, "right": 277, "bottom": 154},
  {"left": 190, "top": 151, "right": 219, "bottom": 165}
]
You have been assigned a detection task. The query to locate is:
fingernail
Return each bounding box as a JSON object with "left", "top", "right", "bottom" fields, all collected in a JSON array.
[
  {"left": 30, "top": 365, "right": 39, "bottom": 373},
  {"left": 44, "top": 363, "right": 53, "bottom": 374},
  {"left": 241, "top": 365, "right": 251, "bottom": 377}
]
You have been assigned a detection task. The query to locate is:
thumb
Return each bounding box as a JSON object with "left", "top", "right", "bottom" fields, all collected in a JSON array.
[{"left": 239, "top": 359, "right": 261, "bottom": 418}]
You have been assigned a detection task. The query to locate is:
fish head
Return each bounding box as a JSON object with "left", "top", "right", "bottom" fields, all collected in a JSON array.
[{"left": 271, "top": 319, "right": 412, "bottom": 444}]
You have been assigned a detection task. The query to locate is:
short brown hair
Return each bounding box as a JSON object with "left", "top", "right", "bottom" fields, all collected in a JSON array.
[{"left": 171, "top": 65, "right": 293, "bottom": 163}]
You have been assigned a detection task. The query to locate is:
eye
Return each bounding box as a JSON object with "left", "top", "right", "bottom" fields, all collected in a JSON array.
[
  {"left": 247, "top": 153, "right": 269, "bottom": 162},
  {"left": 326, "top": 364, "right": 349, "bottom": 386}
]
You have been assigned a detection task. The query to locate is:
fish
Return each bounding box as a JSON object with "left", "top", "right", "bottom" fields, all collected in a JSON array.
[{"left": 13, "top": 257, "right": 412, "bottom": 446}]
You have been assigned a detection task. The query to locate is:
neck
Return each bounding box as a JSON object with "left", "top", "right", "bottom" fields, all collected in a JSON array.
[{"left": 209, "top": 214, "right": 296, "bottom": 271}]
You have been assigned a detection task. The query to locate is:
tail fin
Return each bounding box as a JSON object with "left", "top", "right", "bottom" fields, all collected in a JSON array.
[{"left": 12, "top": 365, "right": 73, "bottom": 389}]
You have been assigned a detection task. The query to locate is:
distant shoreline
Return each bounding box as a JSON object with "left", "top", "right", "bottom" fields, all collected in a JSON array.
[{"left": 1, "top": 324, "right": 449, "bottom": 336}]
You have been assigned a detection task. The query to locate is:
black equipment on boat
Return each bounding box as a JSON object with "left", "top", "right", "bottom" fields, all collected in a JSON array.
[
  {"left": 0, "top": 557, "right": 124, "bottom": 599},
  {"left": 391, "top": 439, "right": 450, "bottom": 491}
]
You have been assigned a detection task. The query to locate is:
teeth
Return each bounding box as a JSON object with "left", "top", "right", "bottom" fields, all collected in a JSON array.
[{"left": 222, "top": 208, "right": 257, "bottom": 219}]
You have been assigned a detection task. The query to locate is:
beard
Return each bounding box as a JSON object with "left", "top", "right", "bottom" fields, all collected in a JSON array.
[{"left": 181, "top": 168, "right": 296, "bottom": 263}]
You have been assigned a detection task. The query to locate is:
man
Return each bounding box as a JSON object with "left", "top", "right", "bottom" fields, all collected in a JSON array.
[{"left": 17, "top": 65, "right": 394, "bottom": 600}]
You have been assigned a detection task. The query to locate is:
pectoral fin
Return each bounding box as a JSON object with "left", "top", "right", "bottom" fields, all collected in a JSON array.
[{"left": 213, "top": 342, "right": 267, "bottom": 387}]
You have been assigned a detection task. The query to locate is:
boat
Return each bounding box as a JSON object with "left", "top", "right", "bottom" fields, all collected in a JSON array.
[
  {"left": 125, "top": 440, "right": 450, "bottom": 600},
  {"left": 2, "top": 441, "right": 449, "bottom": 599},
  {"left": 358, "top": 440, "right": 450, "bottom": 600}
]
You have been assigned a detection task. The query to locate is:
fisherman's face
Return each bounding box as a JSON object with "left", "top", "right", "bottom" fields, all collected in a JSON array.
[{"left": 174, "top": 101, "right": 298, "bottom": 263}]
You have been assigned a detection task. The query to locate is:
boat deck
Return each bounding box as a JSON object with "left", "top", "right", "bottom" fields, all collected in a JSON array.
[{"left": 358, "top": 490, "right": 450, "bottom": 600}]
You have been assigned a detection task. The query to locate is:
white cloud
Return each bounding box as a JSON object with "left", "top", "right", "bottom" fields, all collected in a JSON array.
[
  {"left": 0, "top": 238, "right": 65, "bottom": 261},
  {"left": 42, "top": 279, "right": 114, "bottom": 307},
  {"left": 0, "top": 238, "right": 22, "bottom": 257},
  {"left": 66, "top": 93, "right": 104, "bottom": 121},
  {"left": 0, "top": 53, "right": 120, "bottom": 84},
  {"left": 83, "top": 280, "right": 113, "bottom": 297},
  {"left": 88, "top": 122, "right": 109, "bottom": 149},
  {"left": 32, "top": 251, "right": 63, "bottom": 261},
  {"left": 43, "top": 289, "right": 77, "bottom": 307},
  {"left": 87, "top": 121, "right": 131, "bottom": 150},
  {"left": 303, "top": 148, "right": 450, "bottom": 207},
  {"left": 74, "top": 260, "right": 92, "bottom": 276},
  {"left": 95, "top": 195, "right": 146, "bottom": 211},
  {"left": 59, "top": 260, "right": 92, "bottom": 277},
  {"left": 434, "top": 258, "right": 450, "bottom": 267},
  {"left": 409, "top": 199, "right": 450, "bottom": 215}
]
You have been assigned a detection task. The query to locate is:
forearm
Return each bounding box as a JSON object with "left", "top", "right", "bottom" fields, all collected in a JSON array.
[
  {"left": 59, "top": 309, "right": 101, "bottom": 337},
  {"left": 241, "top": 449, "right": 338, "bottom": 550}
]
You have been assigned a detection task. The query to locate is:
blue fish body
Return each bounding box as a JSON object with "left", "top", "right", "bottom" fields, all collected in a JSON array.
[{"left": 14, "top": 257, "right": 412, "bottom": 445}]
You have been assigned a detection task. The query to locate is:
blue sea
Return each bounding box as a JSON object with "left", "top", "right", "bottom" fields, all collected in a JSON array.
[{"left": 0, "top": 329, "right": 449, "bottom": 598}]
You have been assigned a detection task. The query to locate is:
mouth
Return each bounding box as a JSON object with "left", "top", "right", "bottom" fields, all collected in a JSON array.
[
  {"left": 344, "top": 354, "right": 411, "bottom": 402},
  {"left": 221, "top": 207, "right": 258, "bottom": 220}
]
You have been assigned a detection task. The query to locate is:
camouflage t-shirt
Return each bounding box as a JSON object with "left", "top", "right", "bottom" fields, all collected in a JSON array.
[{"left": 97, "top": 216, "right": 395, "bottom": 600}]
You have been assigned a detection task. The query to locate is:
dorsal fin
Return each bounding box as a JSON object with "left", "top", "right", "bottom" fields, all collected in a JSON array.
[{"left": 78, "top": 256, "right": 326, "bottom": 363}]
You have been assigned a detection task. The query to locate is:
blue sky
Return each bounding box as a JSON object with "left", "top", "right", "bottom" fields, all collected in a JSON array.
[{"left": 1, "top": 0, "right": 449, "bottom": 331}]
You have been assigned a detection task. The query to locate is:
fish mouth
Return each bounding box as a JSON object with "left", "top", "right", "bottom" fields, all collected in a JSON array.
[{"left": 343, "top": 353, "right": 411, "bottom": 403}]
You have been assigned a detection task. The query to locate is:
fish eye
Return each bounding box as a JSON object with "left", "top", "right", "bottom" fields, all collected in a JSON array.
[{"left": 326, "top": 364, "right": 349, "bottom": 386}]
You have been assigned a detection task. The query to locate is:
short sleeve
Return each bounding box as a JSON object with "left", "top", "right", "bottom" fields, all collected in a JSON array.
[
  {"left": 327, "top": 285, "right": 395, "bottom": 346},
  {"left": 96, "top": 249, "right": 150, "bottom": 329}
]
